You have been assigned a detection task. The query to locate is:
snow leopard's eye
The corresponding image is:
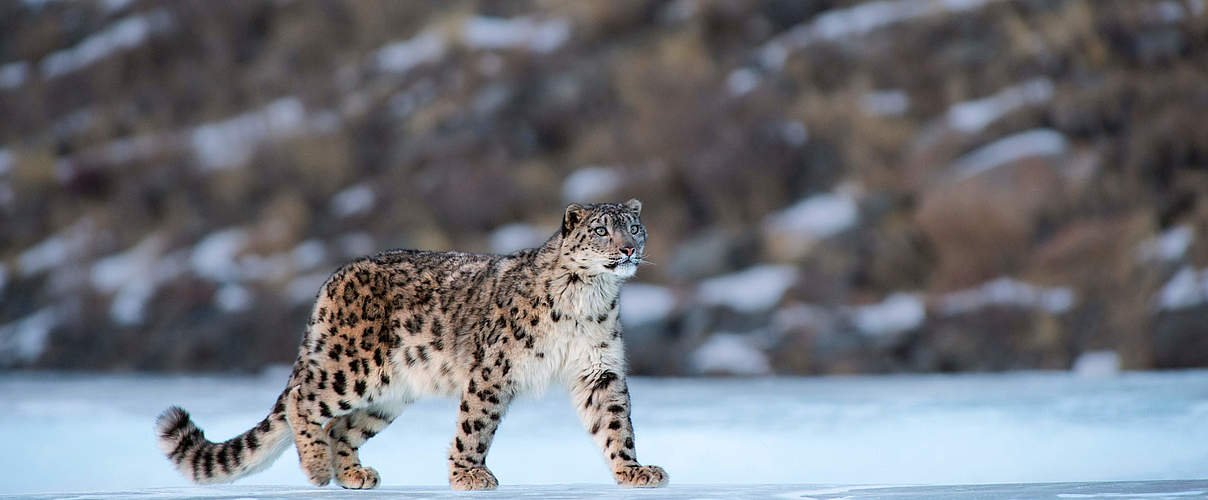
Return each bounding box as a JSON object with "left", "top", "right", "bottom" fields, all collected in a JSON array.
[
  {"left": 594, "top": 227, "right": 607, "bottom": 236},
  {"left": 630, "top": 224, "right": 641, "bottom": 235}
]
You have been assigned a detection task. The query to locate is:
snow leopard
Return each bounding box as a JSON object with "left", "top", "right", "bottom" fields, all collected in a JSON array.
[{"left": 155, "top": 200, "right": 668, "bottom": 490}]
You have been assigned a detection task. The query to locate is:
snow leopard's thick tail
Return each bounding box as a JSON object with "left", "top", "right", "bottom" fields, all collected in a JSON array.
[{"left": 155, "top": 389, "right": 293, "bottom": 484}]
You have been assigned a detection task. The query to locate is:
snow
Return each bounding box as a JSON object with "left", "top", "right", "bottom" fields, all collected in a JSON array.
[
  {"left": 91, "top": 234, "right": 176, "bottom": 325},
  {"left": 0, "top": 308, "right": 58, "bottom": 367},
  {"left": 2, "top": 371, "right": 1208, "bottom": 497},
  {"left": 938, "top": 277, "right": 1076, "bottom": 316},
  {"left": 779, "top": 121, "right": 809, "bottom": 147},
  {"left": 0, "top": 263, "right": 6, "bottom": 293},
  {"left": 763, "top": 190, "right": 859, "bottom": 249},
  {"left": 691, "top": 333, "right": 772, "bottom": 375},
  {"left": 947, "top": 78, "right": 1053, "bottom": 133},
  {"left": 1137, "top": 225, "right": 1194, "bottom": 262},
  {"left": 758, "top": 0, "right": 1007, "bottom": 69},
  {"left": 697, "top": 265, "right": 798, "bottom": 313},
  {"left": 489, "top": 223, "right": 547, "bottom": 254},
  {"left": 190, "top": 97, "right": 307, "bottom": 170},
  {"left": 851, "top": 293, "right": 925, "bottom": 338},
  {"left": 374, "top": 32, "right": 446, "bottom": 74},
  {"left": 726, "top": 68, "right": 761, "bottom": 96},
  {"left": 39, "top": 10, "right": 173, "bottom": 78},
  {"left": 337, "top": 232, "right": 376, "bottom": 258},
  {"left": 329, "top": 183, "right": 376, "bottom": 217},
  {"left": 1155, "top": 266, "right": 1208, "bottom": 311},
  {"left": 215, "top": 284, "right": 253, "bottom": 313},
  {"left": 1072, "top": 351, "right": 1121, "bottom": 378},
  {"left": 0, "top": 147, "right": 12, "bottom": 175},
  {"left": 289, "top": 239, "right": 327, "bottom": 271},
  {"left": 286, "top": 271, "right": 331, "bottom": 305},
  {"left": 0, "top": 61, "right": 28, "bottom": 90},
  {"left": 190, "top": 228, "right": 249, "bottom": 282},
  {"left": 460, "top": 16, "right": 571, "bottom": 54},
  {"left": 861, "top": 89, "right": 910, "bottom": 116},
  {"left": 949, "top": 129, "right": 1068, "bottom": 181},
  {"left": 561, "top": 166, "right": 621, "bottom": 203},
  {"left": 17, "top": 218, "right": 92, "bottom": 276},
  {"left": 619, "top": 283, "right": 676, "bottom": 326}
]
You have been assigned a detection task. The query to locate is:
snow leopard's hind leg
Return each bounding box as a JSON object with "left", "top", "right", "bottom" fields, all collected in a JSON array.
[
  {"left": 326, "top": 403, "right": 407, "bottom": 489},
  {"left": 286, "top": 384, "right": 355, "bottom": 486}
]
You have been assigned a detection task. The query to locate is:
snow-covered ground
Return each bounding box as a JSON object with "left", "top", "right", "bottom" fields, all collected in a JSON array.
[{"left": 2, "top": 370, "right": 1207, "bottom": 498}]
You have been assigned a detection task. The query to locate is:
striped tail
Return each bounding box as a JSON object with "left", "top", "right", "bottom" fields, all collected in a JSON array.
[{"left": 155, "top": 391, "right": 293, "bottom": 484}]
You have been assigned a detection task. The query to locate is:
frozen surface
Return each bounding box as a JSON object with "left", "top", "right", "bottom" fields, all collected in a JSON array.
[{"left": 2, "top": 371, "right": 1207, "bottom": 498}]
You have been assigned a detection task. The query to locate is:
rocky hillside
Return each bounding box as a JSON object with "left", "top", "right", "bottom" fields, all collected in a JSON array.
[{"left": 1, "top": 0, "right": 1206, "bottom": 374}]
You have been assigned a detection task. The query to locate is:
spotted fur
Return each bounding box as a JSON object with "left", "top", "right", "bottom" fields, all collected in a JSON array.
[{"left": 155, "top": 200, "right": 667, "bottom": 490}]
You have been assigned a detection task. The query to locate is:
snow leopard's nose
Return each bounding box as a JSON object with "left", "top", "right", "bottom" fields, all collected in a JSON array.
[{"left": 620, "top": 246, "right": 635, "bottom": 257}]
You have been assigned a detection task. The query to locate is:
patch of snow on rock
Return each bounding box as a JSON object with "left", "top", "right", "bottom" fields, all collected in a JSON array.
[
  {"left": 190, "top": 97, "right": 306, "bottom": 171},
  {"left": 40, "top": 10, "right": 172, "bottom": 78},
  {"left": 1137, "top": 225, "right": 1194, "bottom": 263},
  {"left": 1073, "top": 350, "right": 1121, "bottom": 378},
  {"left": 939, "top": 277, "right": 1076, "bottom": 316},
  {"left": 947, "top": 78, "right": 1053, "bottom": 133},
  {"left": 852, "top": 293, "right": 925, "bottom": 338},
  {"left": 461, "top": 16, "right": 571, "bottom": 53},
  {"left": 18, "top": 218, "right": 92, "bottom": 276},
  {"left": 698, "top": 265, "right": 798, "bottom": 313},
  {"left": 375, "top": 31, "right": 446, "bottom": 74},
  {"left": 0, "top": 308, "right": 59, "bottom": 366},
  {"left": 0, "top": 62, "right": 28, "bottom": 90},
  {"left": 950, "top": 128, "right": 1067, "bottom": 181},
  {"left": 763, "top": 188, "right": 858, "bottom": 260},
  {"left": 338, "top": 232, "right": 376, "bottom": 258},
  {"left": 329, "top": 183, "right": 376, "bottom": 217},
  {"left": 620, "top": 283, "right": 676, "bottom": 326},
  {"left": 489, "top": 223, "right": 546, "bottom": 254},
  {"left": 779, "top": 121, "right": 809, "bottom": 147},
  {"left": 0, "top": 147, "right": 12, "bottom": 175},
  {"left": 726, "top": 68, "right": 761, "bottom": 96},
  {"left": 90, "top": 235, "right": 163, "bottom": 293},
  {"left": 190, "top": 228, "right": 248, "bottom": 282},
  {"left": 691, "top": 333, "right": 772, "bottom": 375},
  {"left": 861, "top": 89, "right": 910, "bottom": 116},
  {"left": 757, "top": 0, "right": 1006, "bottom": 69},
  {"left": 287, "top": 271, "right": 332, "bottom": 305},
  {"left": 290, "top": 240, "right": 327, "bottom": 271},
  {"left": 215, "top": 284, "right": 253, "bottom": 313},
  {"left": 1155, "top": 266, "right": 1208, "bottom": 311},
  {"left": 561, "top": 166, "right": 621, "bottom": 203}
]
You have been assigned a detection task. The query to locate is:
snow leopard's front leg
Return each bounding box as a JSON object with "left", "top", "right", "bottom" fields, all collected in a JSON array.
[
  {"left": 447, "top": 368, "right": 513, "bottom": 491},
  {"left": 571, "top": 369, "right": 668, "bottom": 488}
]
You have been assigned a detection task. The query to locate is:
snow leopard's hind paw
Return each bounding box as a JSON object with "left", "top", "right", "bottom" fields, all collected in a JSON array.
[{"left": 614, "top": 465, "right": 668, "bottom": 488}]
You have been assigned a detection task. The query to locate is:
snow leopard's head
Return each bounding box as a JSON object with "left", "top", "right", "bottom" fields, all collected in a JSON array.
[{"left": 560, "top": 199, "right": 646, "bottom": 278}]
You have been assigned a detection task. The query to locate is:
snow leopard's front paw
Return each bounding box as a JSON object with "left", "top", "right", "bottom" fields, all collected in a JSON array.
[
  {"left": 614, "top": 464, "right": 668, "bottom": 488},
  {"left": 335, "top": 465, "right": 380, "bottom": 489},
  {"left": 449, "top": 466, "right": 498, "bottom": 491}
]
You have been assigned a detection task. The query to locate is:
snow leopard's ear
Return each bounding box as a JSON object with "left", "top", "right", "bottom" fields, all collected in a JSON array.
[
  {"left": 624, "top": 198, "right": 642, "bottom": 216},
  {"left": 563, "top": 203, "right": 587, "bottom": 237}
]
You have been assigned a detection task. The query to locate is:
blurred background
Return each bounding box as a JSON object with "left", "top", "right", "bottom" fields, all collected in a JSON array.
[{"left": 1, "top": 0, "right": 1206, "bottom": 377}]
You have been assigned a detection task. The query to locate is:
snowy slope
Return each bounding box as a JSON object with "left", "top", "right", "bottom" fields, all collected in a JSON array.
[{"left": 2, "top": 371, "right": 1207, "bottom": 497}]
